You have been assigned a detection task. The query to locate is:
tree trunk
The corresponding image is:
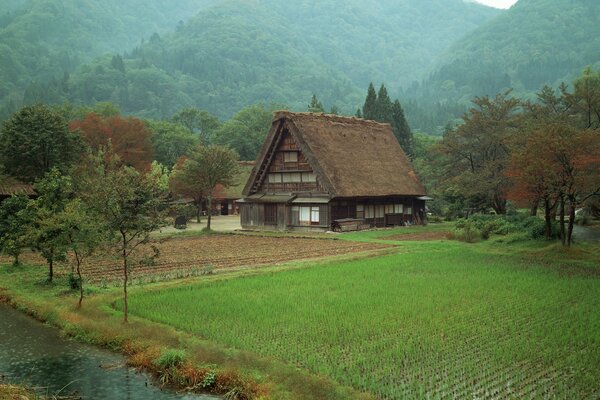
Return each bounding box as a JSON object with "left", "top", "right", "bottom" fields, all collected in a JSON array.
[
  {"left": 122, "top": 232, "right": 128, "bottom": 323},
  {"left": 206, "top": 195, "right": 212, "bottom": 231},
  {"left": 492, "top": 195, "right": 507, "bottom": 215},
  {"left": 559, "top": 197, "right": 566, "bottom": 246},
  {"left": 48, "top": 258, "right": 53, "bottom": 283},
  {"left": 544, "top": 198, "right": 554, "bottom": 240},
  {"left": 76, "top": 252, "right": 83, "bottom": 309},
  {"left": 530, "top": 199, "right": 539, "bottom": 216},
  {"left": 567, "top": 198, "right": 576, "bottom": 247}
]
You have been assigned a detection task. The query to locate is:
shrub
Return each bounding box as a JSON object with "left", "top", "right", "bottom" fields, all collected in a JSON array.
[
  {"left": 154, "top": 349, "right": 186, "bottom": 369},
  {"left": 68, "top": 273, "right": 81, "bottom": 290}
]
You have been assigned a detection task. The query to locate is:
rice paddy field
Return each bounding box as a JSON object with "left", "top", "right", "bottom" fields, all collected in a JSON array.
[{"left": 126, "top": 239, "right": 600, "bottom": 399}]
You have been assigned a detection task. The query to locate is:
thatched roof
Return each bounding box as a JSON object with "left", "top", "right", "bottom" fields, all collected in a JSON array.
[
  {"left": 0, "top": 176, "right": 36, "bottom": 197},
  {"left": 245, "top": 111, "right": 425, "bottom": 198}
]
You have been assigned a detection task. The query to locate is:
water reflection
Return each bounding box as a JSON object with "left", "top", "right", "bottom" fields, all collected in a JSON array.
[{"left": 0, "top": 303, "right": 217, "bottom": 399}]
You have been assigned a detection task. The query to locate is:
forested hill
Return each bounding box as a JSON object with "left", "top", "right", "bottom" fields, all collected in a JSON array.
[
  {"left": 0, "top": 0, "right": 217, "bottom": 118},
  {"left": 1, "top": 0, "right": 501, "bottom": 121},
  {"left": 410, "top": 0, "right": 600, "bottom": 106}
]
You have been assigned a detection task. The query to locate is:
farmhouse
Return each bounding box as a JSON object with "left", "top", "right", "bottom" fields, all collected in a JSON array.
[{"left": 239, "top": 111, "right": 427, "bottom": 231}]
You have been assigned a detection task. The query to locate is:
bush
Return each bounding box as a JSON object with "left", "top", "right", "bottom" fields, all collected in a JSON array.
[
  {"left": 68, "top": 273, "right": 81, "bottom": 290},
  {"left": 452, "top": 221, "right": 482, "bottom": 243},
  {"left": 154, "top": 349, "right": 186, "bottom": 369},
  {"left": 452, "top": 213, "right": 559, "bottom": 242}
]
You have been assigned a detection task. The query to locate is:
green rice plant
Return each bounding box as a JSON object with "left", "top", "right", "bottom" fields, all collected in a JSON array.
[{"left": 125, "top": 243, "right": 600, "bottom": 399}]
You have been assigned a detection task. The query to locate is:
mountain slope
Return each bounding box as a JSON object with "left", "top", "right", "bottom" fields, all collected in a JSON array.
[
  {"left": 414, "top": 0, "right": 600, "bottom": 104},
  {"left": 34, "top": 0, "right": 501, "bottom": 120},
  {"left": 0, "top": 0, "right": 217, "bottom": 118}
]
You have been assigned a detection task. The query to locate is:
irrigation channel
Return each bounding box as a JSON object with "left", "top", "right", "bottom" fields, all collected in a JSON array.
[{"left": 0, "top": 303, "right": 219, "bottom": 400}]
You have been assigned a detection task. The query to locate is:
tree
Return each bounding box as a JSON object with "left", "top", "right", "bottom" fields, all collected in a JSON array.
[
  {"left": 375, "top": 84, "right": 392, "bottom": 122},
  {"left": 391, "top": 99, "right": 413, "bottom": 156},
  {"left": 59, "top": 199, "right": 106, "bottom": 307},
  {"left": 184, "top": 145, "right": 240, "bottom": 231},
  {"left": 171, "top": 108, "right": 221, "bottom": 145},
  {"left": 28, "top": 168, "right": 74, "bottom": 282},
  {"left": 362, "top": 83, "right": 377, "bottom": 120},
  {"left": 0, "top": 104, "right": 83, "bottom": 183},
  {"left": 308, "top": 94, "right": 324, "bottom": 113},
  {"left": 170, "top": 157, "right": 206, "bottom": 223},
  {"left": 84, "top": 161, "right": 168, "bottom": 322},
  {"left": 436, "top": 91, "right": 521, "bottom": 214},
  {"left": 0, "top": 195, "right": 34, "bottom": 266},
  {"left": 70, "top": 113, "right": 153, "bottom": 171},
  {"left": 146, "top": 120, "right": 197, "bottom": 169},
  {"left": 213, "top": 104, "right": 276, "bottom": 161}
]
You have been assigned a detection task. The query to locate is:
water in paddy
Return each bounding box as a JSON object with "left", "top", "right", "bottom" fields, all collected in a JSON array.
[{"left": 0, "top": 303, "right": 217, "bottom": 399}]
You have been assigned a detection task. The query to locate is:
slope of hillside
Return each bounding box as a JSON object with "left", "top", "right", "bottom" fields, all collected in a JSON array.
[
  {"left": 56, "top": 0, "right": 500, "bottom": 119},
  {"left": 1, "top": 0, "right": 501, "bottom": 120},
  {"left": 414, "top": 0, "right": 600, "bottom": 104},
  {"left": 0, "top": 0, "right": 217, "bottom": 118}
]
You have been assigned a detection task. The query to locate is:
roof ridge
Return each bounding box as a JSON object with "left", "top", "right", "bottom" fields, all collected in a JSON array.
[{"left": 272, "top": 110, "right": 391, "bottom": 128}]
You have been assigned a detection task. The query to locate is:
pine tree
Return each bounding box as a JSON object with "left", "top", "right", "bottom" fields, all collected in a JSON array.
[
  {"left": 391, "top": 99, "right": 413, "bottom": 156},
  {"left": 308, "top": 94, "right": 324, "bottom": 113},
  {"left": 375, "top": 84, "right": 393, "bottom": 122},
  {"left": 362, "top": 83, "right": 377, "bottom": 120},
  {"left": 355, "top": 108, "right": 362, "bottom": 118}
]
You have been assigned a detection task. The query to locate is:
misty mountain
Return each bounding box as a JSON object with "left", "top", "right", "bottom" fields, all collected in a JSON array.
[
  {"left": 411, "top": 0, "right": 600, "bottom": 106},
  {"left": 0, "top": 0, "right": 217, "bottom": 117},
  {"left": 2, "top": 0, "right": 500, "bottom": 120}
]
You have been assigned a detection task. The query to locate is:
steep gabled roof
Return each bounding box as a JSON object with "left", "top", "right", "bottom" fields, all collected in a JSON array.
[
  {"left": 244, "top": 111, "right": 426, "bottom": 198},
  {"left": 0, "top": 176, "right": 36, "bottom": 197}
]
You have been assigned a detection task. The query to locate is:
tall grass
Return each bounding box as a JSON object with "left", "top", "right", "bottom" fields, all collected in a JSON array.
[{"left": 125, "top": 244, "right": 600, "bottom": 399}]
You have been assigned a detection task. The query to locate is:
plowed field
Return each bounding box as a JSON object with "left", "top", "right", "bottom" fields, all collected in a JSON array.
[{"left": 2, "top": 235, "right": 385, "bottom": 283}]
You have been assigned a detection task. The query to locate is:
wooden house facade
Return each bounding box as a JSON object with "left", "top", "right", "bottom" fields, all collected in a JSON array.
[{"left": 240, "top": 111, "right": 427, "bottom": 231}]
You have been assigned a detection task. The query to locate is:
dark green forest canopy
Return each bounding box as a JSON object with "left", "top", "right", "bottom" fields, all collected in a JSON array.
[
  {"left": 0, "top": 0, "right": 500, "bottom": 123},
  {"left": 405, "top": 0, "right": 600, "bottom": 132}
]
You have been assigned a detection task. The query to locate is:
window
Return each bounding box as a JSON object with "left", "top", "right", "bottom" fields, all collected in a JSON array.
[
  {"left": 268, "top": 173, "right": 282, "bottom": 183},
  {"left": 365, "top": 205, "right": 374, "bottom": 219},
  {"left": 311, "top": 206, "right": 320, "bottom": 224},
  {"left": 298, "top": 206, "right": 320, "bottom": 225},
  {"left": 356, "top": 204, "right": 364, "bottom": 219},
  {"left": 299, "top": 207, "right": 310, "bottom": 224},
  {"left": 284, "top": 152, "right": 298, "bottom": 163},
  {"left": 375, "top": 205, "right": 384, "bottom": 218},
  {"left": 394, "top": 204, "right": 403, "bottom": 214},
  {"left": 282, "top": 172, "right": 301, "bottom": 183},
  {"left": 302, "top": 172, "right": 316, "bottom": 182},
  {"left": 404, "top": 206, "right": 412, "bottom": 215},
  {"left": 385, "top": 204, "right": 394, "bottom": 214}
]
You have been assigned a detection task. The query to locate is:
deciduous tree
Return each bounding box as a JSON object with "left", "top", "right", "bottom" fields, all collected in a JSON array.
[
  {"left": 84, "top": 160, "right": 168, "bottom": 322},
  {"left": 0, "top": 104, "right": 83, "bottom": 182},
  {"left": 70, "top": 113, "right": 153, "bottom": 171}
]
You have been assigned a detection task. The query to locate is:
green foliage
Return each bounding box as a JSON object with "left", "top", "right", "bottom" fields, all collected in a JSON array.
[
  {"left": 0, "top": 0, "right": 499, "bottom": 121},
  {"left": 307, "top": 94, "right": 324, "bottom": 113},
  {"left": 409, "top": 0, "right": 600, "bottom": 131},
  {"left": 360, "top": 83, "right": 414, "bottom": 155},
  {"left": 213, "top": 104, "right": 278, "bottom": 161},
  {"left": 171, "top": 108, "right": 221, "bottom": 145},
  {"left": 155, "top": 349, "right": 186, "bottom": 369},
  {"left": 0, "top": 194, "right": 34, "bottom": 265},
  {"left": 0, "top": 104, "right": 83, "bottom": 182},
  {"left": 146, "top": 120, "right": 197, "bottom": 169},
  {"left": 454, "top": 214, "right": 560, "bottom": 241}
]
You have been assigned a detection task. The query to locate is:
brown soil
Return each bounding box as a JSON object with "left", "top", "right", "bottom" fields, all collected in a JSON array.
[
  {"left": 382, "top": 231, "right": 449, "bottom": 241},
  {"left": 2, "top": 235, "right": 385, "bottom": 283}
]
